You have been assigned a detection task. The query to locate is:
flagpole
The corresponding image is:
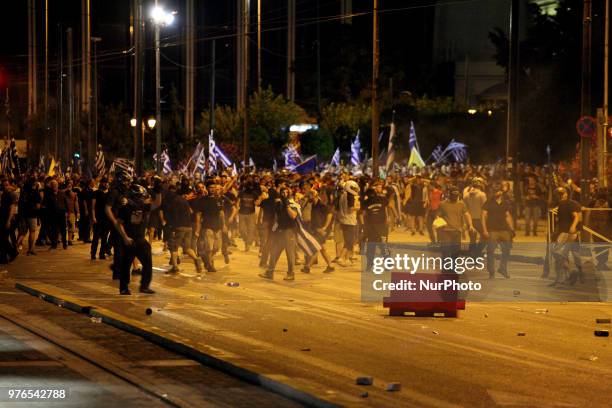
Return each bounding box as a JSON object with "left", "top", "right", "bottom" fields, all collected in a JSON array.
[{"left": 371, "top": 0, "right": 380, "bottom": 178}]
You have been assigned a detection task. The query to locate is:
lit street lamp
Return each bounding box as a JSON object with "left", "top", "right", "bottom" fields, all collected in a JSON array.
[
  {"left": 151, "top": 5, "right": 175, "bottom": 174},
  {"left": 131, "top": 117, "right": 156, "bottom": 173}
]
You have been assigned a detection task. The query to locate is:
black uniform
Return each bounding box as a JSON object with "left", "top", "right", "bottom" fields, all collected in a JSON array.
[
  {"left": 91, "top": 188, "right": 110, "bottom": 258},
  {"left": 117, "top": 199, "right": 153, "bottom": 293}
]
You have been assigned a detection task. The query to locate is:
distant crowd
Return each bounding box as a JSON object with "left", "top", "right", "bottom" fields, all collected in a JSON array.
[{"left": 0, "top": 161, "right": 609, "bottom": 294}]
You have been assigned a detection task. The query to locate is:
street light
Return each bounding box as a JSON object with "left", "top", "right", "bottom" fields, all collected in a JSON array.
[
  {"left": 151, "top": 5, "right": 176, "bottom": 174},
  {"left": 131, "top": 117, "right": 156, "bottom": 172}
]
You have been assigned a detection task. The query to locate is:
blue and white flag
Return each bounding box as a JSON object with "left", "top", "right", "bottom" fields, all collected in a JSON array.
[
  {"left": 231, "top": 163, "right": 238, "bottom": 177},
  {"left": 273, "top": 158, "right": 278, "bottom": 172},
  {"left": 446, "top": 140, "right": 468, "bottom": 163},
  {"left": 208, "top": 130, "right": 218, "bottom": 173},
  {"left": 331, "top": 148, "right": 340, "bottom": 167},
  {"left": 431, "top": 144, "right": 445, "bottom": 164},
  {"left": 214, "top": 144, "right": 233, "bottom": 168},
  {"left": 283, "top": 145, "right": 301, "bottom": 169},
  {"left": 153, "top": 149, "right": 172, "bottom": 175},
  {"left": 293, "top": 155, "right": 317, "bottom": 175},
  {"left": 109, "top": 158, "right": 135, "bottom": 175},
  {"left": 194, "top": 148, "right": 206, "bottom": 175},
  {"left": 95, "top": 147, "right": 105, "bottom": 176},
  {"left": 350, "top": 131, "right": 361, "bottom": 166},
  {"left": 385, "top": 122, "right": 396, "bottom": 170},
  {"left": 408, "top": 121, "right": 420, "bottom": 152}
]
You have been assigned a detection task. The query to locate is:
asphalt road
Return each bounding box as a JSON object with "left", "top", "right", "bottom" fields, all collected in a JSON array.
[{"left": 4, "top": 227, "right": 612, "bottom": 407}]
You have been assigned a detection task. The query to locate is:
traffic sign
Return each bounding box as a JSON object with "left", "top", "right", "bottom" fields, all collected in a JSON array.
[{"left": 576, "top": 116, "right": 597, "bottom": 138}]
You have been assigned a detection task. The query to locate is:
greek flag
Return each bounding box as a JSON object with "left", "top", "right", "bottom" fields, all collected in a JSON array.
[
  {"left": 273, "top": 158, "right": 278, "bottom": 172},
  {"left": 431, "top": 144, "right": 444, "bottom": 164},
  {"left": 408, "top": 121, "right": 419, "bottom": 152},
  {"left": 446, "top": 140, "right": 468, "bottom": 163},
  {"left": 39, "top": 155, "right": 46, "bottom": 173},
  {"left": 161, "top": 150, "right": 172, "bottom": 175},
  {"left": 95, "top": 147, "right": 105, "bottom": 176},
  {"left": 214, "top": 144, "right": 233, "bottom": 168},
  {"left": 331, "top": 148, "right": 340, "bottom": 167},
  {"left": 283, "top": 145, "right": 301, "bottom": 169},
  {"left": 296, "top": 216, "right": 322, "bottom": 257},
  {"left": 231, "top": 163, "right": 238, "bottom": 177},
  {"left": 385, "top": 122, "right": 396, "bottom": 170},
  {"left": 194, "top": 148, "right": 206, "bottom": 175},
  {"left": 109, "top": 158, "right": 135, "bottom": 175},
  {"left": 208, "top": 131, "right": 218, "bottom": 173},
  {"left": 350, "top": 131, "right": 361, "bottom": 166}
]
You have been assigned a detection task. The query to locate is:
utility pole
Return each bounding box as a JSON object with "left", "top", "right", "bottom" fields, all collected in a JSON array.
[
  {"left": 133, "top": 0, "right": 144, "bottom": 175},
  {"left": 240, "top": 0, "right": 249, "bottom": 164},
  {"left": 57, "top": 24, "right": 63, "bottom": 159},
  {"left": 44, "top": 0, "right": 49, "bottom": 155},
  {"left": 5, "top": 88, "right": 10, "bottom": 139},
  {"left": 155, "top": 15, "right": 162, "bottom": 174},
  {"left": 371, "top": 0, "right": 380, "bottom": 178},
  {"left": 185, "top": 0, "right": 195, "bottom": 141},
  {"left": 506, "top": 0, "right": 520, "bottom": 171},
  {"left": 67, "top": 28, "right": 74, "bottom": 164},
  {"left": 257, "top": 0, "right": 262, "bottom": 90},
  {"left": 286, "top": 0, "right": 296, "bottom": 102},
  {"left": 316, "top": 0, "right": 321, "bottom": 116},
  {"left": 28, "top": 0, "right": 37, "bottom": 119},
  {"left": 82, "top": 0, "right": 92, "bottom": 165},
  {"left": 236, "top": 0, "right": 244, "bottom": 110},
  {"left": 92, "top": 37, "right": 101, "bottom": 155},
  {"left": 603, "top": 0, "right": 609, "bottom": 188},
  {"left": 210, "top": 39, "right": 216, "bottom": 133},
  {"left": 581, "top": 0, "right": 592, "bottom": 204}
]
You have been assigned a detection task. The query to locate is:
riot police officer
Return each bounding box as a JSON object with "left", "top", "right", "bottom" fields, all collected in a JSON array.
[{"left": 114, "top": 183, "right": 162, "bottom": 295}]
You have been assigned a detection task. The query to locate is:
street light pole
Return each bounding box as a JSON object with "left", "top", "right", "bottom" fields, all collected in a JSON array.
[
  {"left": 155, "top": 23, "right": 161, "bottom": 174},
  {"left": 603, "top": 0, "right": 609, "bottom": 188},
  {"left": 151, "top": 5, "right": 175, "bottom": 175}
]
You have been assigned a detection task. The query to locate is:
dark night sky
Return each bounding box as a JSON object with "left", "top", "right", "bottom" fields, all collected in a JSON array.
[{"left": 0, "top": 0, "right": 440, "bottom": 120}]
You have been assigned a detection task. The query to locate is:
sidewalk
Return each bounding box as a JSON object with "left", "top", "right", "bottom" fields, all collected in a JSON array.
[{"left": 6, "top": 231, "right": 612, "bottom": 407}]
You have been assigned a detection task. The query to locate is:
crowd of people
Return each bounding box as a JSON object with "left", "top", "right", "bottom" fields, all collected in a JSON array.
[{"left": 0, "top": 161, "right": 609, "bottom": 294}]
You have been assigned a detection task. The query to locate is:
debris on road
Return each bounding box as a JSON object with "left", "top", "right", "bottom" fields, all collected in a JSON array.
[
  {"left": 535, "top": 309, "right": 548, "bottom": 314},
  {"left": 513, "top": 290, "right": 520, "bottom": 296},
  {"left": 432, "top": 330, "right": 439, "bottom": 335},
  {"left": 583, "top": 356, "right": 599, "bottom": 362},
  {"left": 386, "top": 383, "right": 401, "bottom": 392},
  {"left": 90, "top": 317, "right": 102, "bottom": 323},
  {"left": 517, "top": 332, "right": 526, "bottom": 336},
  {"left": 356, "top": 376, "right": 373, "bottom": 386},
  {"left": 300, "top": 348, "right": 311, "bottom": 352},
  {"left": 146, "top": 308, "right": 153, "bottom": 315},
  {"left": 201, "top": 295, "right": 208, "bottom": 300},
  {"left": 226, "top": 281, "right": 240, "bottom": 287},
  {"left": 484, "top": 314, "right": 488, "bottom": 318},
  {"left": 360, "top": 392, "right": 369, "bottom": 398},
  {"left": 595, "top": 318, "right": 611, "bottom": 324},
  {"left": 594, "top": 330, "right": 609, "bottom": 337}
]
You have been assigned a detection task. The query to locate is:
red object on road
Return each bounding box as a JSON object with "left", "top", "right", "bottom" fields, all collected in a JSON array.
[{"left": 382, "top": 273, "right": 466, "bottom": 318}]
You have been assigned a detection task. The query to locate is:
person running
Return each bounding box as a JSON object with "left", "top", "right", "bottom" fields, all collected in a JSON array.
[
  {"left": 259, "top": 186, "right": 299, "bottom": 281},
  {"left": 194, "top": 181, "right": 225, "bottom": 272}
]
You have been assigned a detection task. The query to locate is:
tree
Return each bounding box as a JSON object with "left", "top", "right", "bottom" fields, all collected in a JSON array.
[
  {"left": 98, "top": 103, "right": 132, "bottom": 158},
  {"left": 489, "top": 0, "right": 583, "bottom": 162},
  {"left": 198, "top": 87, "right": 309, "bottom": 163},
  {"left": 300, "top": 128, "right": 334, "bottom": 160}
]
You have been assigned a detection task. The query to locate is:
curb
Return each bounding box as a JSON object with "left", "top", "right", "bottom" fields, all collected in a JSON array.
[{"left": 15, "top": 282, "right": 342, "bottom": 408}]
